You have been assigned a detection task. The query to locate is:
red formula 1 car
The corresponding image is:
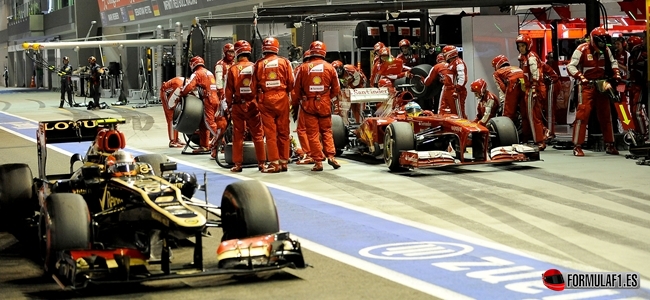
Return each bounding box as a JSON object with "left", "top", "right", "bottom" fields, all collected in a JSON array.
[
  {"left": 332, "top": 87, "right": 541, "bottom": 171},
  {"left": 0, "top": 118, "right": 305, "bottom": 289}
]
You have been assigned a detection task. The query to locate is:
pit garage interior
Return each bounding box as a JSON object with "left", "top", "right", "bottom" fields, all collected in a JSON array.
[{"left": 0, "top": 0, "right": 649, "bottom": 299}]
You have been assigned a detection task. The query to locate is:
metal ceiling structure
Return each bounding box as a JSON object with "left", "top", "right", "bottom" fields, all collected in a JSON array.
[
  {"left": 255, "top": 0, "right": 588, "bottom": 16},
  {"left": 200, "top": 12, "right": 429, "bottom": 27}
]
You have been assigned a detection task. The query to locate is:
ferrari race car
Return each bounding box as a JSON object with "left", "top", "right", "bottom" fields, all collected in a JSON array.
[
  {"left": 332, "top": 87, "right": 541, "bottom": 171},
  {"left": 0, "top": 118, "right": 305, "bottom": 289}
]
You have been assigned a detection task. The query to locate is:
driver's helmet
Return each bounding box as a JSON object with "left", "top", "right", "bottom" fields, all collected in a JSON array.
[
  {"left": 107, "top": 150, "right": 138, "bottom": 177},
  {"left": 404, "top": 101, "right": 422, "bottom": 118}
]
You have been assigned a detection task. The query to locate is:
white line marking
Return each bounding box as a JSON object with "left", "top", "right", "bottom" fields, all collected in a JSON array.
[{"left": 295, "top": 236, "right": 474, "bottom": 300}]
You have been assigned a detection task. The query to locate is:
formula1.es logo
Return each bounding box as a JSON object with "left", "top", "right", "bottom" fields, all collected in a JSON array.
[{"left": 542, "top": 269, "right": 565, "bottom": 291}]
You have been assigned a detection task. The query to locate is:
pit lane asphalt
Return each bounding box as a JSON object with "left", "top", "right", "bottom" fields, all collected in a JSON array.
[
  {"left": 0, "top": 122, "right": 434, "bottom": 300},
  {"left": 1, "top": 90, "right": 649, "bottom": 299}
]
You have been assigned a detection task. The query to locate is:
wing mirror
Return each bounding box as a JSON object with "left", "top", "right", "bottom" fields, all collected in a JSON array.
[
  {"left": 160, "top": 162, "right": 178, "bottom": 173},
  {"left": 70, "top": 153, "right": 83, "bottom": 174}
]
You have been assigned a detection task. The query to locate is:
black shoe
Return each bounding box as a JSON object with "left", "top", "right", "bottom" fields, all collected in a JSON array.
[{"left": 59, "top": 100, "right": 64, "bottom": 108}]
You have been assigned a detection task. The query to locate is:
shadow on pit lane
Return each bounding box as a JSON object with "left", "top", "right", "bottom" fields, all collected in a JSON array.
[
  {"left": 339, "top": 152, "right": 385, "bottom": 165},
  {"left": 23, "top": 271, "right": 301, "bottom": 299},
  {"left": 394, "top": 163, "right": 539, "bottom": 177}
]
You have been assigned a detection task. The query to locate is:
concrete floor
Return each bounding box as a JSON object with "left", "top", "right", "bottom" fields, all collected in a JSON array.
[{"left": 0, "top": 89, "right": 649, "bottom": 299}]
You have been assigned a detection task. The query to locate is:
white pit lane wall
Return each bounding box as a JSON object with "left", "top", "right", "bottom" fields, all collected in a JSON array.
[{"left": 461, "top": 15, "right": 520, "bottom": 120}]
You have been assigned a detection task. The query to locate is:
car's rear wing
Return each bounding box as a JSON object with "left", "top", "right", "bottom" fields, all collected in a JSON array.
[
  {"left": 341, "top": 87, "right": 392, "bottom": 104},
  {"left": 37, "top": 118, "right": 126, "bottom": 179}
]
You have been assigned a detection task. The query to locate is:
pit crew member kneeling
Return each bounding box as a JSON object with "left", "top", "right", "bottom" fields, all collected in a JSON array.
[
  {"left": 292, "top": 41, "right": 341, "bottom": 171},
  {"left": 471, "top": 78, "right": 500, "bottom": 125}
]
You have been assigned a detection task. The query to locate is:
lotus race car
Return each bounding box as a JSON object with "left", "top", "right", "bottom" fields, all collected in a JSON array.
[
  {"left": 332, "top": 87, "right": 541, "bottom": 171},
  {"left": 0, "top": 118, "right": 305, "bottom": 289}
]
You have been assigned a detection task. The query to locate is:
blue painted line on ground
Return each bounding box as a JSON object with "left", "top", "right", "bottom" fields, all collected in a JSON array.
[{"left": 1, "top": 112, "right": 649, "bottom": 300}]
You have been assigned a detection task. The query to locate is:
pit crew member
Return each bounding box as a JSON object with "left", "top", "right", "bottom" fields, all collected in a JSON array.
[
  {"left": 627, "top": 35, "right": 649, "bottom": 140},
  {"left": 420, "top": 53, "right": 454, "bottom": 114},
  {"left": 58, "top": 56, "right": 74, "bottom": 108},
  {"left": 332, "top": 60, "right": 367, "bottom": 123},
  {"left": 566, "top": 27, "right": 621, "bottom": 156},
  {"left": 254, "top": 37, "right": 295, "bottom": 173},
  {"left": 160, "top": 76, "right": 187, "bottom": 148},
  {"left": 369, "top": 42, "right": 386, "bottom": 87},
  {"left": 396, "top": 39, "right": 419, "bottom": 67},
  {"left": 492, "top": 55, "right": 528, "bottom": 132},
  {"left": 442, "top": 45, "right": 468, "bottom": 119},
  {"left": 88, "top": 56, "right": 104, "bottom": 109},
  {"left": 471, "top": 78, "right": 500, "bottom": 125},
  {"left": 516, "top": 34, "right": 547, "bottom": 149},
  {"left": 375, "top": 47, "right": 412, "bottom": 86},
  {"left": 225, "top": 40, "right": 267, "bottom": 171},
  {"left": 177, "top": 56, "right": 219, "bottom": 154},
  {"left": 292, "top": 41, "right": 341, "bottom": 171},
  {"left": 214, "top": 43, "right": 235, "bottom": 100}
]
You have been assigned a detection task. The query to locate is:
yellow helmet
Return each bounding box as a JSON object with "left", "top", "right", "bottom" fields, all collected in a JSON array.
[{"left": 405, "top": 101, "right": 422, "bottom": 117}]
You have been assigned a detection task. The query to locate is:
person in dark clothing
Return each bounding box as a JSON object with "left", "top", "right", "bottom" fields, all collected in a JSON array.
[
  {"left": 88, "top": 56, "right": 104, "bottom": 109},
  {"left": 3, "top": 66, "right": 8, "bottom": 87},
  {"left": 59, "top": 57, "right": 74, "bottom": 108}
]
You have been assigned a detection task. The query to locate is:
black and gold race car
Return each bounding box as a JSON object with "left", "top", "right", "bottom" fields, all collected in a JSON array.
[{"left": 0, "top": 118, "right": 305, "bottom": 289}]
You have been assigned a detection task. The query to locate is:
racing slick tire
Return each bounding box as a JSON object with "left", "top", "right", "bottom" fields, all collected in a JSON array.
[
  {"left": 331, "top": 115, "right": 348, "bottom": 156},
  {"left": 384, "top": 122, "right": 415, "bottom": 172},
  {"left": 220, "top": 180, "right": 279, "bottom": 241},
  {"left": 487, "top": 116, "right": 520, "bottom": 148},
  {"left": 135, "top": 153, "right": 170, "bottom": 176},
  {"left": 224, "top": 142, "right": 260, "bottom": 165},
  {"left": 173, "top": 94, "right": 204, "bottom": 135},
  {"left": 0, "top": 164, "right": 35, "bottom": 225},
  {"left": 405, "top": 64, "right": 435, "bottom": 101},
  {"left": 41, "top": 193, "right": 91, "bottom": 273}
]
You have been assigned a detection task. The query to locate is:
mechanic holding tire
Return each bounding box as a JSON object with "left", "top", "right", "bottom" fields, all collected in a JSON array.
[
  {"left": 420, "top": 54, "right": 454, "bottom": 114},
  {"left": 292, "top": 41, "right": 341, "bottom": 171},
  {"left": 160, "top": 76, "right": 187, "bottom": 148},
  {"left": 225, "top": 40, "right": 267, "bottom": 172},
  {"left": 254, "top": 37, "right": 295, "bottom": 173},
  {"left": 177, "top": 56, "right": 220, "bottom": 154}
]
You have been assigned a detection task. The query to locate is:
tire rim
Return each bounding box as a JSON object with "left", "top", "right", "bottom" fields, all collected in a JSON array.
[
  {"left": 410, "top": 77, "right": 426, "bottom": 94},
  {"left": 384, "top": 128, "right": 394, "bottom": 166}
]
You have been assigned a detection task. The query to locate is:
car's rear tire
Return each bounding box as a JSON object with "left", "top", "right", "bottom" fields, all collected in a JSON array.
[
  {"left": 173, "top": 95, "right": 204, "bottom": 135},
  {"left": 384, "top": 122, "right": 414, "bottom": 172},
  {"left": 135, "top": 154, "right": 170, "bottom": 176},
  {"left": 42, "top": 193, "right": 91, "bottom": 273},
  {"left": 220, "top": 180, "right": 279, "bottom": 241},
  {"left": 331, "top": 115, "right": 348, "bottom": 156},
  {"left": 0, "top": 164, "right": 35, "bottom": 225},
  {"left": 487, "top": 116, "right": 520, "bottom": 148}
]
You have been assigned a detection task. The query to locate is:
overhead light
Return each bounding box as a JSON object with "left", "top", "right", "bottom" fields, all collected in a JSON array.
[{"left": 390, "top": 11, "right": 400, "bottom": 18}]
